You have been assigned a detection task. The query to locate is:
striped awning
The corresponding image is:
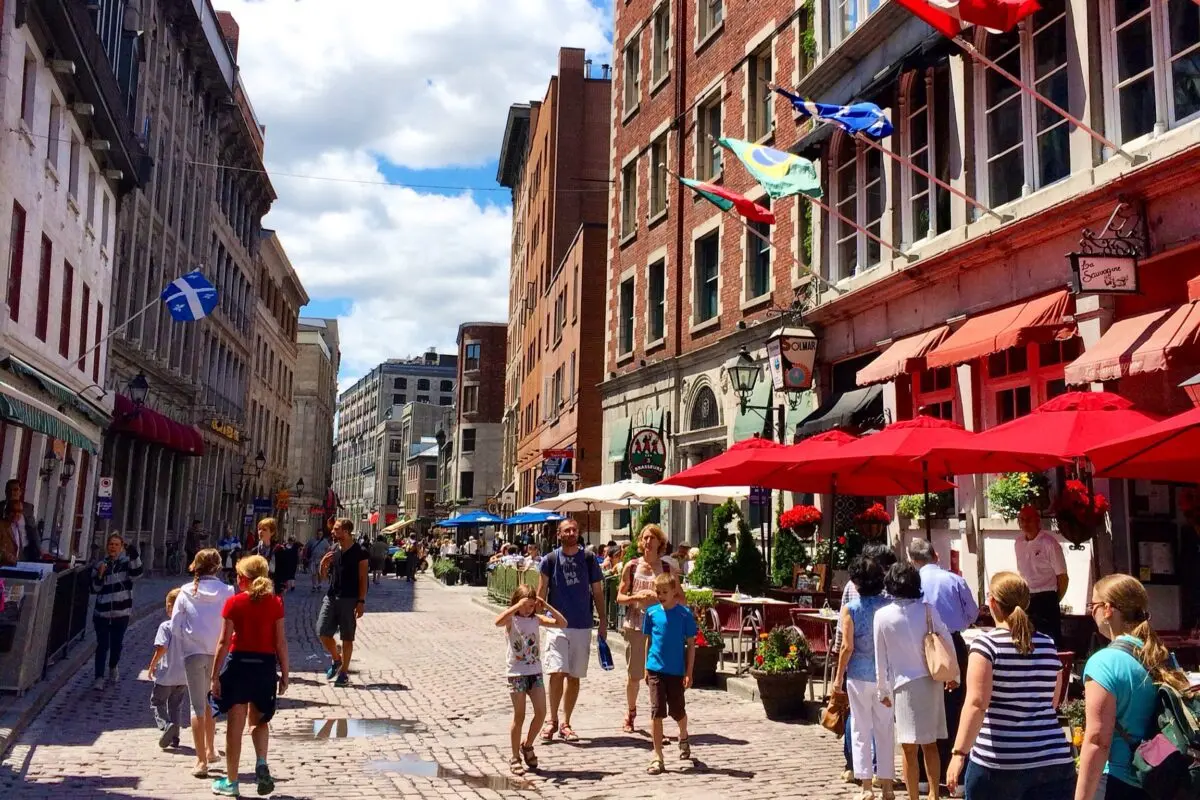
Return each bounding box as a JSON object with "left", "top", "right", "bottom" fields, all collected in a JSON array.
[
  {"left": 0, "top": 391, "right": 98, "bottom": 453},
  {"left": 3, "top": 356, "right": 109, "bottom": 426}
]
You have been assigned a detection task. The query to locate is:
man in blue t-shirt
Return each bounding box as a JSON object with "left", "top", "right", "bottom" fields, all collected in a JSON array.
[
  {"left": 641, "top": 572, "right": 697, "bottom": 773},
  {"left": 537, "top": 517, "right": 605, "bottom": 743}
]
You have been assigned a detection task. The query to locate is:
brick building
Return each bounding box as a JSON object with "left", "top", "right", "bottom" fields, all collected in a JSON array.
[
  {"left": 497, "top": 47, "right": 610, "bottom": 511},
  {"left": 454, "top": 322, "right": 506, "bottom": 512}
]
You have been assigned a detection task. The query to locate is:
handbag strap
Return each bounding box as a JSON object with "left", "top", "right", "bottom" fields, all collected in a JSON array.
[
  {"left": 1106, "top": 638, "right": 1146, "bottom": 749},
  {"left": 925, "top": 603, "right": 934, "bottom": 636}
]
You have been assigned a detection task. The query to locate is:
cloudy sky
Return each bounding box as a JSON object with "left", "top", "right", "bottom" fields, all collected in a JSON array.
[{"left": 219, "top": 0, "right": 614, "bottom": 386}]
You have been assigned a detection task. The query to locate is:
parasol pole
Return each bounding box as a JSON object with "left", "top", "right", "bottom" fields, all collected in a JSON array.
[
  {"left": 923, "top": 460, "right": 933, "bottom": 543},
  {"left": 826, "top": 475, "right": 839, "bottom": 597}
]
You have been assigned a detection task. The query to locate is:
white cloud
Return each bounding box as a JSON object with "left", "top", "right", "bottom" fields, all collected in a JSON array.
[{"left": 218, "top": 0, "right": 612, "bottom": 376}]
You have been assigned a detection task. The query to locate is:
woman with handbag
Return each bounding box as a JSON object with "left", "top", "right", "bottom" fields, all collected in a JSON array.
[
  {"left": 834, "top": 556, "right": 896, "bottom": 800},
  {"left": 875, "top": 562, "right": 956, "bottom": 800}
]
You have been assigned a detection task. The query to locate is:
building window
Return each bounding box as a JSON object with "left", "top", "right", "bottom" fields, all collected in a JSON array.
[
  {"left": 394, "top": 377, "right": 407, "bottom": 389},
  {"left": 462, "top": 428, "right": 476, "bottom": 453},
  {"left": 417, "top": 378, "right": 430, "bottom": 391},
  {"left": 649, "top": 136, "right": 668, "bottom": 217},
  {"left": 7, "top": 202, "right": 26, "bottom": 322},
  {"left": 980, "top": 0, "right": 1070, "bottom": 206},
  {"left": 915, "top": 366, "right": 955, "bottom": 421},
  {"left": 93, "top": 302, "right": 102, "bottom": 381},
  {"left": 987, "top": 346, "right": 1029, "bottom": 379},
  {"left": 903, "top": 68, "right": 952, "bottom": 241},
  {"left": 389, "top": 438, "right": 404, "bottom": 454},
  {"left": 651, "top": 3, "right": 670, "bottom": 84},
  {"left": 648, "top": 259, "right": 666, "bottom": 342},
  {"left": 747, "top": 45, "right": 773, "bottom": 141},
  {"left": 388, "top": 460, "right": 401, "bottom": 477},
  {"left": 417, "top": 395, "right": 429, "bottom": 403},
  {"left": 58, "top": 261, "right": 73, "bottom": 358},
  {"left": 459, "top": 471, "right": 474, "bottom": 500},
  {"left": 698, "top": 0, "right": 723, "bottom": 40},
  {"left": 20, "top": 55, "right": 35, "bottom": 128},
  {"left": 996, "top": 386, "right": 1033, "bottom": 423},
  {"left": 831, "top": 135, "right": 884, "bottom": 279},
  {"left": 568, "top": 350, "right": 576, "bottom": 399},
  {"left": 425, "top": 464, "right": 437, "bottom": 480},
  {"left": 439, "top": 379, "right": 453, "bottom": 392},
  {"left": 77, "top": 283, "right": 89, "bottom": 372},
  {"left": 695, "top": 232, "right": 719, "bottom": 323},
  {"left": 623, "top": 36, "right": 640, "bottom": 114},
  {"left": 439, "top": 396, "right": 452, "bottom": 406},
  {"left": 698, "top": 95, "right": 722, "bottom": 179},
  {"left": 746, "top": 198, "right": 771, "bottom": 299},
  {"left": 393, "top": 393, "right": 406, "bottom": 405},
  {"left": 621, "top": 161, "right": 637, "bottom": 237},
  {"left": 833, "top": 0, "right": 883, "bottom": 47},
  {"left": 68, "top": 137, "right": 81, "bottom": 198},
  {"left": 423, "top": 491, "right": 436, "bottom": 508},
  {"left": 464, "top": 343, "right": 480, "bottom": 371},
  {"left": 463, "top": 385, "right": 479, "bottom": 413},
  {"left": 46, "top": 101, "right": 61, "bottom": 169},
  {"left": 690, "top": 386, "right": 720, "bottom": 430},
  {"left": 619, "top": 277, "right": 635, "bottom": 355},
  {"left": 35, "top": 235, "right": 52, "bottom": 341}
]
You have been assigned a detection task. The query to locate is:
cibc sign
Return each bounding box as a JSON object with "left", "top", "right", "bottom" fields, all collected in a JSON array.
[{"left": 766, "top": 326, "right": 818, "bottom": 391}]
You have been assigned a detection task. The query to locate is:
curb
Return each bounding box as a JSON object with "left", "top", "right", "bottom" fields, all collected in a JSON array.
[{"left": 0, "top": 596, "right": 162, "bottom": 760}]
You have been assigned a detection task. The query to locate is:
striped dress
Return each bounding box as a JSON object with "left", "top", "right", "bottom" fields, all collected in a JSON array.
[
  {"left": 90, "top": 552, "right": 144, "bottom": 619},
  {"left": 968, "top": 627, "right": 1073, "bottom": 769}
]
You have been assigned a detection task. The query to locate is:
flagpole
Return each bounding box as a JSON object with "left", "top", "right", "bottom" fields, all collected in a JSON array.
[
  {"left": 806, "top": 192, "right": 913, "bottom": 260},
  {"left": 74, "top": 296, "right": 160, "bottom": 370},
  {"left": 951, "top": 36, "right": 1138, "bottom": 163}
]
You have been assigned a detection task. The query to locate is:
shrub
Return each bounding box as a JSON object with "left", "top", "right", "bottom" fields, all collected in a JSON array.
[
  {"left": 633, "top": 497, "right": 660, "bottom": 536},
  {"left": 987, "top": 472, "right": 1050, "bottom": 521},
  {"left": 771, "top": 527, "right": 809, "bottom": 588},
  {"left": 690, "top": 500, "right": 737, "bottom": 590},
  {"left": 731, "top": 507, "right": 767, "bottom": 596}
]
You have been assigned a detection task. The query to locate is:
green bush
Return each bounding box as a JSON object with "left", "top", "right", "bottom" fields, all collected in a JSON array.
[
  {"left": 771, "top": 528, "right": 809, "bottom": 588},
  {"left": 988, "top": 472, "right": 1047, "bottom": 521},
  {"left": 432, "top": 558, "right": 458, "bottom": 579},
  {"left": 732, "top": 515, "right": 767, "bottom": 596},
  {"left": 633, "top": 497, "right": 660, "bottom": 536},
  {"left": 690, "top": 500, "right": 737, "bottom": 590}
]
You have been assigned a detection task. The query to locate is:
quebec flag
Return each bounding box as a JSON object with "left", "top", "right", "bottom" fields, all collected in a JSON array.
[{"left": 161, "top": 270, "right": 219, "bottom": 322}]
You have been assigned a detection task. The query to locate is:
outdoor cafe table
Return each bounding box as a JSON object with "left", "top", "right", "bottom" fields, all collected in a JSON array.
[
  {"left": 716, "top": 595, "right": 794, "bottom": 674},
  {"left": 791, "top": 607, "right": 840, "bottom": 692}
]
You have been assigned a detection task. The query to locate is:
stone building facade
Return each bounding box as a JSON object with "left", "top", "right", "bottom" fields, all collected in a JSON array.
[
  {"left": 454, "top": 322, "right": 506, "bottom": 513},
  {"left": 289, "top": 317, "right": 339, "bottom": 541}
]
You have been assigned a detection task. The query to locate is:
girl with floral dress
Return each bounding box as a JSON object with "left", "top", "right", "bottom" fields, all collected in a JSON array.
[{"left": 495, "top": 584, "right": 566, "bottom": 775}]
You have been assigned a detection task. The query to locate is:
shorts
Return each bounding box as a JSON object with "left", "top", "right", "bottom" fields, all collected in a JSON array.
[
  {"left": 542, "top": 627, "right": 591, "bottom": 678},
  {"left": 184, "top": 653, "right": 215, "bottom": 719},
  {"left": 507, "top": 673, "right": 544, "bottom": 694},
  {"left": 215, "top": 651, "right": 278, "bottom": 723},
  {"left": 369, "top": 557, "right": 384, "bottom": 571},
  {"left": 623, "top": 629, "right": 647, "bottom": 680},
  {"left": 647, "top": 670, "right": 686, "bottom": 721},
  {"left": 317, "top": 596, "right": 358, "bottom": 642}
]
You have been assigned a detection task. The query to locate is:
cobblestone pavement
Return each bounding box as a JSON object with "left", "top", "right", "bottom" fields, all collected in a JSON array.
[{"left": 1, "top": 574, "right": 858, "bottom": 799}]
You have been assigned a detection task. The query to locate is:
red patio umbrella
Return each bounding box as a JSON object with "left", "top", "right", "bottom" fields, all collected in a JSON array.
[
  {"left": 920, "top": 391, "right": 1161, "bottom": 475},
  {"left": 1087, "top": 406, "right": 1200, "bottom": 483},
  {"left": 661, "top": 436, "right": 785, "bottom": 488}
]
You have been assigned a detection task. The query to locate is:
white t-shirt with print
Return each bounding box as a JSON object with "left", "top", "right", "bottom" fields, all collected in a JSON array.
[{"left": 506, "top": 613, "right": 543, "bottom": 676}]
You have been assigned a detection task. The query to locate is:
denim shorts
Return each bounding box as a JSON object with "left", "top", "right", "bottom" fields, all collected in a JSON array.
[{"left": 962, "top": 759, "right": 1076, "bottom": 800}]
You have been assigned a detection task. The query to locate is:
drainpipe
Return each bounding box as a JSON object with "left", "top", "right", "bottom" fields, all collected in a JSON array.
[{"left": 672, "top": 0, "right": 687, "bottom": 361}]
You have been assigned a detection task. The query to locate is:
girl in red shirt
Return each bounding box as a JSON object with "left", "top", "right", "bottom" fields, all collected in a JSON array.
[{"left": 209, "top": 555, "right": 289, "bottom": 797}]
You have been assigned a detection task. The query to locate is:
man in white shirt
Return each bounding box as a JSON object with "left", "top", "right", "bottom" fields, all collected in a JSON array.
[
  {"left": 463, "top": 536, "right": 478, "bottom": 556},
  {"left": 444, "top": 539, "right": 459, "bottom": 556},
  {"left": 1014, "top": 504, "right": 1068, "bottom": 645}
]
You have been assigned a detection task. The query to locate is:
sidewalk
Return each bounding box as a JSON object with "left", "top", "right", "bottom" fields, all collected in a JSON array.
[{"left": 0, "top": 574, "right": 181, "bottom": 759}]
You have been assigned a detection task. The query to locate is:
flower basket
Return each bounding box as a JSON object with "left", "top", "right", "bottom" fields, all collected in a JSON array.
[
  {"left": 857, "top": 521, "right": 887, "bottom": 540},
  {"left": 854, "top": 503, "right": 891, "bottom": 540},
  {"left": 787, "top": 522, "right": 818, "bottom": 541},
  {"left": 692, "top": 645, "right": 722, "bottom": 687},
  {"left": 1055, "top": 513, "right": 1096, "bottom": 548},
  {"left": 780, "top": 506, "right": 821, "bottom": 542},
  {"left": 1052, "top": 480, "right": 1109, "bottom": 548},
  {"left": 749, "top": 669, "right": 810, "bottom": 720}
]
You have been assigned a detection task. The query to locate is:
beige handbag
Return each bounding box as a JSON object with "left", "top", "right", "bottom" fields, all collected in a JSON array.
[{"left": 923, "top": 605, "right": 960, "bottom": 683}]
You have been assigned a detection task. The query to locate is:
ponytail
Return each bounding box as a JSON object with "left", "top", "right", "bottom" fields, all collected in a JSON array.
[
  {"left": 234, "top": 554, "right": 272, "bottom": 601},
  {"left": 188, "top": 548, "right": 223, "bottom": 595},
  {"left": 1097, "top": 573, "right": 1193, "bottom": 694},
  {"left": 247, "top": 576, "right": 274, "bottom": 601},
  {"left": 1006, "top": 605, "right": 1034, "bottom": 655}
]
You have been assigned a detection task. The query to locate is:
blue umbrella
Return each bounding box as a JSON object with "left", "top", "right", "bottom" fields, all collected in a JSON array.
[
  {"left": 436, "top": 510, "right": 505, "bottom": 528},
  {"left": 503, "top": 511, "right": 565, "bottom": 525}
]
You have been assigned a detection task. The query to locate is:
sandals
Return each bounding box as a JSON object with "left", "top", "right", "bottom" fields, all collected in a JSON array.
[
  {"left": 622, "top": 709, "right": 636, "bottom": 733},
  {"left": 192, "top": 765, "right": 209, "bottom": 779},
  {"left": 520, "top": 744, "right": 538, "bottom": 770},
  {"left": 678, "top": 737, "right": 691, "bottom": 760},
  {"left": 647, "top": 757, "right": 665, "bottom": 775},
  {"left": 509, "top": 757, "right": 526, "bottom": 776},
  {"left": 540, "top": 721, "right": 558, "bottom": 742},
  {"left": 558, "top": 724, "right": 579, "bottom": 742}
]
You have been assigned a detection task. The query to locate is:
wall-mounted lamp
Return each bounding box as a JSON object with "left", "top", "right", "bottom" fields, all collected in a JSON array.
[
  {"left": 88, "top": 138, "right": 111, "bottom": 151},
  {"left": 59, "top": 455, "right": 76, "bottom": 485},
  {"left": 71, "top": 102, "right": 94, "bottom": 116},
  {"left": 104, "top": 169, "right": 124, "bottom": 181},
  {"left": 128, "top": 373, "right": 149, "bottom": 406},
  {"left": 40, "top": 448, "right": 59, "bottom": 479},
  {"left": 49, "top": 59, "right": 76, "bottom": 75}
]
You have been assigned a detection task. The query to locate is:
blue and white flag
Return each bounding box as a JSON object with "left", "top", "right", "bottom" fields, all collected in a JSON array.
[
  {"left": 161, "top": 270, "right": 218, "bottom": 322},
  {"left": 775, "top": 88, "right": 894, "bottom": 139}
]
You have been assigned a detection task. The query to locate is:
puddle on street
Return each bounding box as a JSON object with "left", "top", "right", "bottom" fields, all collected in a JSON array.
[
  {"left": 366, "top": 755, "right": 538, "bottom": 793},
  {"left": 312, "top": 718, "right": 423, "bottom": 738}
]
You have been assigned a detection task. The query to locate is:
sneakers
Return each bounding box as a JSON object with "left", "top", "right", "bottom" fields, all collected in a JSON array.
[
  {"left": 159, "top": 723, "right": 180, "bottom": 749},
  {"left": 324, "top": 660, "right": 342, "bottom": 679},
  {"left": 108, "top": 666, "right": 120, "bottom": 684},
  {"left": 255, "top": 763, "right": 275, "bottom": 796},
  {"left": 333, "top": 672, "right": 350, "bottom": 687},
  {"left": 91, "top": 677, "right": 106, "bottom": 691},
  {"left": 211, "top": 777, "right": 240, "bottom": 796}
]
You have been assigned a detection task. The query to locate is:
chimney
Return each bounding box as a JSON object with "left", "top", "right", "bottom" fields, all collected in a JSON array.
[
  {"left": 424, "top": 347, "right": 437, "bottom": 365},
  {"left": 601, "top": 63, "right": 611, "bottom": 80},
  {"left": 216, "top": 11, "right": 240, "bottom": 61}
]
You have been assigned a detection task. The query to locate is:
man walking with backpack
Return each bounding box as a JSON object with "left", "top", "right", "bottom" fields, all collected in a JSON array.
[{"left": 537, "top": 517, "right": 606, "bottom": 743}]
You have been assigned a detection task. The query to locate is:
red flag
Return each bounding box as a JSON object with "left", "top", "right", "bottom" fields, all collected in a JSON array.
[
  {"left": 679, "top": 177, "right": 776, "bottom": 224},
  {"left": 896, "top": 0, "right": 1039, "bottom": 37}
]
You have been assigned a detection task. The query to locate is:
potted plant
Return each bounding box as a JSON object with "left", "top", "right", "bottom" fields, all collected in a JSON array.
[
  {"left": 690, "top": 500, "right": 738, "bottom": 590},
  {"left": 854, "top": 503, "right": 892, "bottom": 540},
  {"left": 897, "top": 491, "right": 953, "bottom": 524},
  {"left": 1053, "top": 480, "right": 1110, "bottom": 548},
  {"left": 779, "top": 504, "right": 821, "bottom": 541},
  {"left": 987, "top": 472, "right": 1052, "bottom": 520},
  {"left": 685, "top": 588, "right": 724, "bottom": 687},
  {"left": 771, "top": 523, "right": 811, "bottom": 588},
  {"left": 432, "top": 557, "right": 460, "bottom": 585},
  {"left": 749, "top": 626, "right": 811, "bottom": 720}
]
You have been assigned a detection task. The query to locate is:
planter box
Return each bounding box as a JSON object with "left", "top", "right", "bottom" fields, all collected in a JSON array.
[
  {"left": 749, "top": 669, "right": 810, "bottom": 721},
  {"left": 441, "top": 573, "right": 459, "bottom": 586},
  {"left": 692, "top": 645, "right": 722, "bottom": 688}
]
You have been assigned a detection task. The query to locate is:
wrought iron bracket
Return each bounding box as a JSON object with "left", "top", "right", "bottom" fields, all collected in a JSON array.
[{"left": 1078, "top": 199, "right": 1149, "bottom": 258}]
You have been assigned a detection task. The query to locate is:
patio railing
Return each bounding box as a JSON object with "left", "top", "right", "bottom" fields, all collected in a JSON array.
[{"left": 486, "top": 567, "right": 623, "bottom": 629}]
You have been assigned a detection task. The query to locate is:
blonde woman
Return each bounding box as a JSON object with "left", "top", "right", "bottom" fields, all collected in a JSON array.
[
  {"left": 171, "top": 548, "right": 235, "bottom": 777},
  {"left": 946, "top": 572, "right": 1074, "bottom": 799},
  {"left": 1074, "top": 574, "right": 1192, "bottom": 800},
  {"left": 616, "top": 523, "right": 674, "bottom": 734}
]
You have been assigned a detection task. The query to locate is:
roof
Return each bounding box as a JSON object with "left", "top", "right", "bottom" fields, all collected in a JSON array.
[{"left": 496, "top": 104, "right": 532, "bottom": 189}]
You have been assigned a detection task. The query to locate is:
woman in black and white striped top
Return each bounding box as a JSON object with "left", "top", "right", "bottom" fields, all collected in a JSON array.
[
  {"left": 90, "top": 533, "right": 143, "bottom": 690},
  {"left": 945, "top": 571, "right": 1074, "bottom": 800}
]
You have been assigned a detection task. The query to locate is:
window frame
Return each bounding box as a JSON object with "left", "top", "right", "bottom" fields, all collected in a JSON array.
[
  {"left": 35, "top": 235, "right": 52, "bottom": 341},
  {"left": 7, "top": 202, "right": 26, "bottom": 322},
  {"left": 745, "top": 198, "right": 771, "bottom": 301},
  {"left": 900, "top": 68, "right": 952, "bottom": 244},
  {"left": 649, "top": 135, "right": 668, "bottom": 218},
  {"left": 463, "top": 384, "right": 479, "bottom": 414},
  {"left": 831, "top": 0, "right": 884, "bottom": 49},
  {"left": 620, "top": 159, "right": 638, "bottom": 238},
  {"left": 698, "top": 0, "right": 724, "bottom": 43},
  {"left": 696, "top": 93, "right": 723, "bottom": 180},
  {"left": 651, "top": 2, "right": 671, "bottom": 87},
  {"left": 694, "top": 231, "right": 720, "bottom": 324},
  {"left": 978, "top": 341, "right": 1072, "bottom": 430},
  {"left": 623, "top": 34, "right": 641, "bottom": 119},
  {"left": 461, "top": 428, "right": 476, "bottom": 453},
  {"left": 647, "top": 258, "right": 666, "bottom": 344},
  {"left": 618, "top": 276, "right": 635, "bottom": 356},
  {"left": 829, "top": 133, "right": 884, "bottom": 280},
  {"left": 747, "top": 44, "right": 774, "bottom": 142},
  {"left": 59, "top": 260, "right": 74, "bottom": 358}
]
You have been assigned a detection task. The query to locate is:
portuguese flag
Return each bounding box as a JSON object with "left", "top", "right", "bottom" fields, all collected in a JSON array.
[{"left": 679, "top": 177, "right": 776, "bottom": 224}]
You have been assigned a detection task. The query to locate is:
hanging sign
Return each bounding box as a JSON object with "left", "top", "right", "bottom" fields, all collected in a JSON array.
[
  {"left": 626, "top": 428, "right": 667, "bottom": 482},
  {"left": 766, "top": 327, "right": 818, "bottom": 391},
  {"left": 1069, "top": 253, "right": 1139, "bottom": 294},
  {"left": 541, "top": 448, "right": 574, "bottom": 460},
  {"left": 95, "top": 497, "right": 113, "bottom": 519}
]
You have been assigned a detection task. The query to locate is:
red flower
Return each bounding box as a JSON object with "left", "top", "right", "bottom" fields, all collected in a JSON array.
[
  {"left": 696, "top": 631, "right": 708, "bottom": 647},
  {"left": 855, "top": 502, "right": 892, "bottom": 524},
  {"left": 780, "top": 504, "right": 822, "bottom": 528},
  {"left": 754, "top": 654, "right": 764, "bottom": 666},
  {"left": 837, "top": 536, "right": 846, "bottom": 545}
]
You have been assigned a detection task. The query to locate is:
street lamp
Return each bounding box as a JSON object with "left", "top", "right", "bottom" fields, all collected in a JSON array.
[
  {"left": 723, "top": 346, "right": 762, "bottom": 413},
  {"left": 59, "top": 455, "right": 76, "bottom": 485},
  {"left": 296, "top": 477, "right": 305, "bottom": 495},
  {"left": 128, "top": 373, "right": 149, "bottom": 406},
  {"left": 255, "top": 450, "right": 266, "bottom": 473},
  {"left": 39, "top": 448, "right": 59, "bottom": 479}
]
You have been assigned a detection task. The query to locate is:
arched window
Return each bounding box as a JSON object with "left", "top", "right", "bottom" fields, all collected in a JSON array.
[
  {"left": 901, "top": 68, "right": 952, "bottom": 243},
  {"left": 829, "top": 131, "right": 883, "bottom": 281},
  {"left": 689, "top": 386, "right": 720, "bottom": 430}
]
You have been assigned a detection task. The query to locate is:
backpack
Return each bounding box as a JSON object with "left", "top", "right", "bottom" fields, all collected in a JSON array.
[{"left": 1109, "top": 639, "right": 1200, "bottom": 800}]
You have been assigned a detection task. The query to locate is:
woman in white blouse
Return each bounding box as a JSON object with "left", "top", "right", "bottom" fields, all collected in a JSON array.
[{"left": 875, "top": 562, "right": 956, "bottom": 800}]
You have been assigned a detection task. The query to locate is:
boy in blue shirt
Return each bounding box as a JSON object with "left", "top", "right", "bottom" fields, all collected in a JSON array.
[
  {"left": 640, "top": 573, "right": 696, "bottom": 775},
  {"left": 147, "top": 588, "right": 188, "bottom": 749}
]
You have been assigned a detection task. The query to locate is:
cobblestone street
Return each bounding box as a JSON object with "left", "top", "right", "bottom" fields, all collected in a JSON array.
[{"left": 1, "top": 576, "right": 856, "bottom": 799}]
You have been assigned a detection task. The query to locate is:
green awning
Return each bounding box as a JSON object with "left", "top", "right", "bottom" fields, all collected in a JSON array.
[
  {"left": 785, "top": 391, "right": 816, "bottom": 443},
  {"left": 5, "top": 356, "right": 109, "bottom": 426},
  {"left": 608, "top": 417, "right": 631, "bottom": 463},
  {"left": 732, "top": 379, "right": 774, "bottom": 442},
  {"left": 0, "top": 392, "right": 98, "bottom": 453}
]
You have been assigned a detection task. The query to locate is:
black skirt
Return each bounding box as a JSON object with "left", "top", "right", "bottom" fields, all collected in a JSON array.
[{"left": 215, "top": 651, "right": 279, "bottom": 722}]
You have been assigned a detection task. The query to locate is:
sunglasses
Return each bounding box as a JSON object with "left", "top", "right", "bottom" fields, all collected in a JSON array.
[{"left": 1085, "top": 600, "right": 1109, "bottom": 613}]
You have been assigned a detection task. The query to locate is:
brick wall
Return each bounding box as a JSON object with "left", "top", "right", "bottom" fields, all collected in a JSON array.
[{"left": 460, "top": 324, "right": 507, "bottom": 423}]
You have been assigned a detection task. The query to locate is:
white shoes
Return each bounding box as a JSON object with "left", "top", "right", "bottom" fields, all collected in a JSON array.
[
  {"left": 108, "top": 666, "right": 120, "bottom": 684},
  {"left": 92, "top": 677, "right": 106, "bottom": 691}
]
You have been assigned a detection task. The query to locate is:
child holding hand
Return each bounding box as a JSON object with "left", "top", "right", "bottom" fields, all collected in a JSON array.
[
  {"left": 148, "top": 587, "right": 187, "bottom": 749},
  {"left": 495, "top": 584, "right": 566, "bottom": 776},
  {"left": 642, "top": 572, "right": 697, "bottom": 775}
]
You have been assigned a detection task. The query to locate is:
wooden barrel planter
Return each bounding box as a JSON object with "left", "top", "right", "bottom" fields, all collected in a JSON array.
[{"left": 749, "top": 669, "right": 809, "bottom": 721}]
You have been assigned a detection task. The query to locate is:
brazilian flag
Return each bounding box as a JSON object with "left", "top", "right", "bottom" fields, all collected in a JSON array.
[{"left": 719, "top": 137, "right": 823, "bottom": 201}]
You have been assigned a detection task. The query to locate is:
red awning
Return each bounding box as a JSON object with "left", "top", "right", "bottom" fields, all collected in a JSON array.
[
  {"left": 1189, "top": 275, "right": 1200, "bottom": 303},
  {"left": 857, "top": 326, "right": 950, "bottom": 386},
  {"left": 925, "top": 290, "right": 1071, "bottom": 369},
  {"left": 112, "top": 394, "right": 205, "bottom": 456},
  {"left": 1064, "top": 303, "right": 1200, "bottom": 385}
]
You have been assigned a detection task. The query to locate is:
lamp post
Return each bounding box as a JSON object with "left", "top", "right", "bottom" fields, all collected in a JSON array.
[{"left": 128, "top": 373, "right": 149, "bottom": 406}]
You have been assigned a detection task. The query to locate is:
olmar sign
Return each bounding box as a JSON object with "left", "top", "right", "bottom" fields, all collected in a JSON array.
[
  {"left": 627, "top": 428, "right": 666, "bottom": 482},
  {"left": 766, "top": 326, "right": 818, "bottom": 391}
]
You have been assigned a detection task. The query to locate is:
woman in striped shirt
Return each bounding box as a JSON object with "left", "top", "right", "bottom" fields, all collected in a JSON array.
[
  {"left": 90, "top": 533, "right": 144, "bottom": 691},
  {"left": 945, "top": 571, "right": 1074, "bottom": 799}
]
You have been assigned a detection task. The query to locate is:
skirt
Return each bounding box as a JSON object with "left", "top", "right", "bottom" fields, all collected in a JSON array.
[
  {"left": 894, "top": 676, "right": 947, "bottom": 745},
  {"left": 215, "top": 651, "right": 279, "bottom": 723}
]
